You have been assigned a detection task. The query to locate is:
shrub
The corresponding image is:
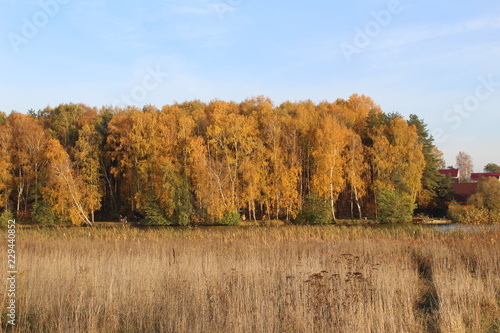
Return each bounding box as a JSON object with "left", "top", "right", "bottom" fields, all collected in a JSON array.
[
  {"left": 33, "top": 202, "right": 59, "bottom": 225},
  {"left": 142, "top": 201, "right": 171, "bottom": 225},
  {"left": 447, "top": 202, "right": 464, "bottom": 223},
  {"left": 293, "top": 195, "right": 331, "bottom": 225},
  {"left": 0, "top": 209, "right": 14, "bottom": 227},
  {"left": 448, "top": 202, "right": 500, "bottom": 224},
  {"left": 172, "top": 180, "right": 194, "bottom": 226},
  {"left": 217, "top": 211, "right": 241, "bottom": 226},
  {"left": 468, "top": 177, "right": 500, "bottom": 211},
  {"left": 176, "top": 211, "right": 191, "bottom": 226},
  {"left": 377, "top": 189, "right": 415, "bottom": 223}
]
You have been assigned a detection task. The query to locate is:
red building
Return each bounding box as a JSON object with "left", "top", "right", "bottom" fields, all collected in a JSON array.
[
  {"left": 451, "top": 183, "right": 477, "bottom": 204},
  {"left": 439, "top": 170, "right": 500, "bottom": 203},
  {"left": 470, "top": 173, "right": 500, "bottom": 182},
  {"left": 438, "top": 169, "right": 460, "bottom": 182}
]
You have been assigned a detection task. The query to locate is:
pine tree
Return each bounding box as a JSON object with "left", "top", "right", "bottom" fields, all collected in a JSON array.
[{"left": 407, "top": 114, "right": 442, "bottom": 215}]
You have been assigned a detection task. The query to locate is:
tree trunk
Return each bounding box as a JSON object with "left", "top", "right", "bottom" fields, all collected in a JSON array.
[
  {"left": 16, "top": 186, "right": 22, "bottom": 216},
  {"left": 350, "top": 187, "right": 354, "bottom": 219},
  {"left": 276, "top": 192, "right": 280, "bottom": 220},
  {"left": 354, "top": 186, "right": 362, "bottom": 219},
  {"left": 330, "top": 167, "right": 336, "bottom": 220}
]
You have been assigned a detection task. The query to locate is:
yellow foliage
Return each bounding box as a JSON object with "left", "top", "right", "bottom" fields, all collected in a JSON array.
[
  {"left": 311, "top": 115, "right": 349, "bottom": 219},
  {"left": 0, "top": 124, "right": 13, "bottom": 207},
  {"left": 43, "top": 139, "right": 91, "bottom": 225}
]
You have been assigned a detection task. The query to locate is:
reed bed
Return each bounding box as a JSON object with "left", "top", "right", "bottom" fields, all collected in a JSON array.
[{"left": 1, "top": 226, "right": 499, "bottom": 332}]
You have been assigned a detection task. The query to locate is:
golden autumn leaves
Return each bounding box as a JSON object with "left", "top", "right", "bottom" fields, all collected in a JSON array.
[
  {"left": 0, "top": 94, "right": 427, "bottom": 225},
  {"left": 0, "top": 113, "right": 94, "bottom": 225}
]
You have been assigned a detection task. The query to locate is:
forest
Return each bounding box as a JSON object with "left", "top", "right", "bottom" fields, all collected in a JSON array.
[{"left": 0, "top": 94, "right": 453, "bottom": 226}]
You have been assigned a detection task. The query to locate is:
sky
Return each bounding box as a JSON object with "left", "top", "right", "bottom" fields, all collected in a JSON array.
[{"left": 1, "top": 0, "right": 499, "bottom": 170}]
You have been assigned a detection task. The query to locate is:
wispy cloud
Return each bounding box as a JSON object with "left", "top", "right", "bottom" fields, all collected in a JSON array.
[
  {"left": 375, "top": 15, "right": 500, "bottom": 51},
  {"left": 463, "top": 15, "right": 500, "bottom": 32},
  {"left": 174, "top": 6, "right": 213, "bottom": 16}
]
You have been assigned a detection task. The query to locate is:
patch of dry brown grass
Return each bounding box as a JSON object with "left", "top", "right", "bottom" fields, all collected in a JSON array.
[{"left": 1, "top": 226, "right": 499, "bottom": 332}]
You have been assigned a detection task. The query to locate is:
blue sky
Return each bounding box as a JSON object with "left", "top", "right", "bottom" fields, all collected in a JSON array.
[{"left": 2, "top": 0, "right": 500, "bottom": 170}]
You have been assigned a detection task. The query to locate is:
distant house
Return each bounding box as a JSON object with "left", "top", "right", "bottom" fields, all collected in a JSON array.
[
  {"left": 439, "top": 170, "right": 500, "bottom": 203},
  {"left": 470, "top": 173, "right": 500, "bottom": 182},
  {"left": 438, "top": 169, "right": 460, "bottom": 183},
  {"left": 451, "top": 183, "right": 477, "bottom": 204}
]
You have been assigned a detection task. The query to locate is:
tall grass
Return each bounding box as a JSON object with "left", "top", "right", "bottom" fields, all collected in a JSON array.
[{"left": 1, "top": 226, "right": 499, "bottom": 332}]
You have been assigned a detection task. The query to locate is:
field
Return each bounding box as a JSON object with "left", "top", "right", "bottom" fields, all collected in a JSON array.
[{"left": 1, "top": 226, "right": 499, "bottom": 332}]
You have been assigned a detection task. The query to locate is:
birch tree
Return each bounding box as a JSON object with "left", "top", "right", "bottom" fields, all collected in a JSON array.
[
  {"left": 311, "top": 115, "right": 349, "bottom": 220},
  {"left": 43, "top": 139, "right": 92, "bottom": 225},
  {"left": 0, "top": 117, "right": 12, "bottom": 210},
  {"left": 456, "top": 151, "right": 473, "bottom": 182},
  {"left": 345, "top": 131, "right": 368, "bottom": 219},
  {"left": 7, "top": 113, "right": 50, "bottom": 219},
  {"left": 74, "top": 123, "right": 104, "bottom": 223}
]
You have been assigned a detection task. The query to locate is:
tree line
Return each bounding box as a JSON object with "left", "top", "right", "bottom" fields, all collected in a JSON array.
[{"left": 0, "top": 94, "right": 453, "bottom": 226}]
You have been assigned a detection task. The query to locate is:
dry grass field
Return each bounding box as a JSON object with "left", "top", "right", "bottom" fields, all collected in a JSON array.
[{"left": 1, "top": 226, "right": 499, "bottom": 332}]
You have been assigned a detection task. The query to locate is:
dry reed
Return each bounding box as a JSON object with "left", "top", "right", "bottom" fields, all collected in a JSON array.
[{"left": 1, "top": 226, "right": 499, "bottom": 332}]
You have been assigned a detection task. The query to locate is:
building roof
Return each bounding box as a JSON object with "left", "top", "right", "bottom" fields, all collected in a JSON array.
[
  {"left": 439, "top": 169, "right": 459, "bottom": 178},
  {"left": 470, "top": 173, "right": 500, "bottom": 182}
]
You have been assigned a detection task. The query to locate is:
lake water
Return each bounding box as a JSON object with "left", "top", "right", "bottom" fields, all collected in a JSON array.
[
  {"left": 360, "top": 222, "right": 499, "bottom": 232},
  {"left": 430, "top": 223, "right": 500, "bottom": 232}
]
